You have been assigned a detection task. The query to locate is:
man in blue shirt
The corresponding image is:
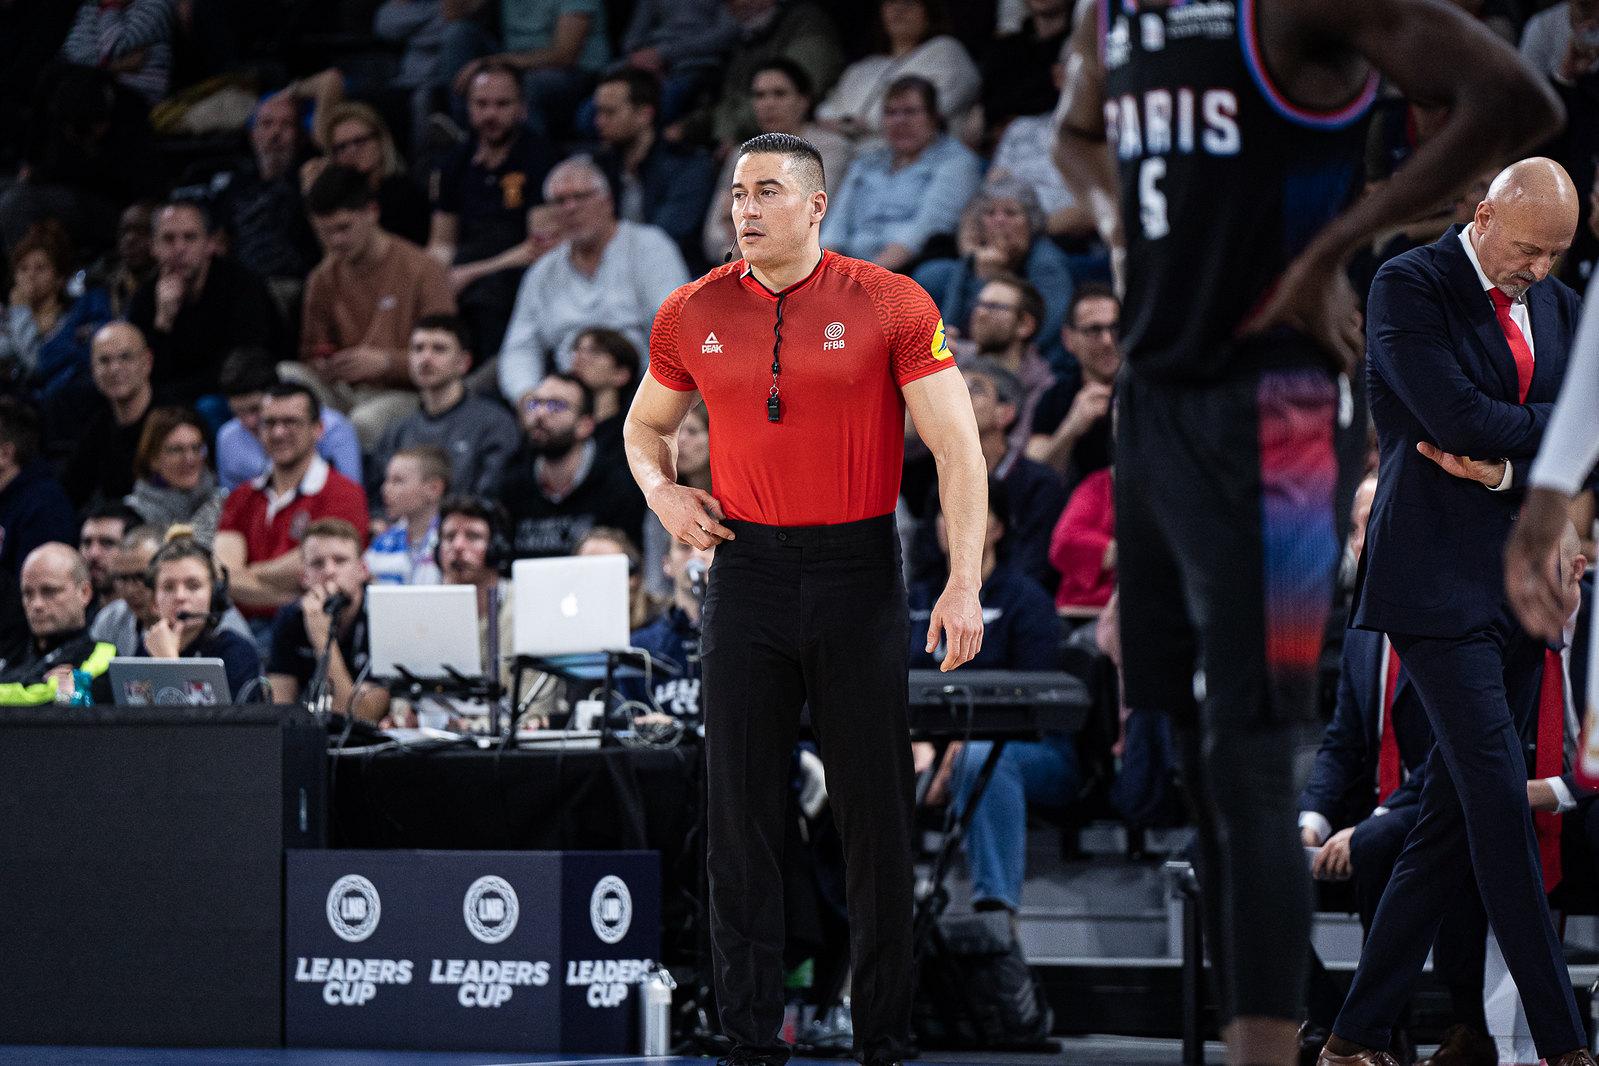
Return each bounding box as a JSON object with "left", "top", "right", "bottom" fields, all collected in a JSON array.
[{"left": 214, "top": 351, "right": 361, "bottom": 491}]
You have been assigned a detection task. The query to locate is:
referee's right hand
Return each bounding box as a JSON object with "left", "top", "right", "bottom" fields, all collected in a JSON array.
[{"left": 648, "top": 483, "right": 736, "bottom": 550}]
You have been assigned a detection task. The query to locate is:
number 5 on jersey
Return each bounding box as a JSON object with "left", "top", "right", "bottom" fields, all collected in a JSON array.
[{"left": 1138, "top": 157, "right": 1169, "bottom": 240}]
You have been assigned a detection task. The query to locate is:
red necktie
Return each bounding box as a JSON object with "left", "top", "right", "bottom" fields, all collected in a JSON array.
[
  {"left": 1534, "top": 648, "right": 1564, "bottom": 893},
  {"left": 1378, "top": 644, "right": 1402, "bottom": 803},
  {"left": 1488, "top": 288, "right": 1535, "bottom": 403}
]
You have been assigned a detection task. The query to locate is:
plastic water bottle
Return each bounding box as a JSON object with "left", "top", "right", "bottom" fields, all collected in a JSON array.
[
  {"left": 68, "top": 669, "right": 94, "bottom": 706},
  {"left": 639, "top": 966, "right": 675, "bottom": 1055}
]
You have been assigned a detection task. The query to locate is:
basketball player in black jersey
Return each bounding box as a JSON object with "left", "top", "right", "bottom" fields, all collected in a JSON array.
[{"left": 1054, "top": 1, "right": 1564, "bottom": 1063}]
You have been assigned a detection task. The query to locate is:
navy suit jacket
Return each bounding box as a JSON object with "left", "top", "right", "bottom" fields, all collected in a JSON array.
[
  {"left": 1351, "top": 226, "right": 1581, "bottom": 638},
  {"left": 1301, "top": 627, "right": 1433, "bottom": 830}
]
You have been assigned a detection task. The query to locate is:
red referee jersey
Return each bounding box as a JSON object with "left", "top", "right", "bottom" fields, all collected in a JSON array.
[{"left": 649, "top": 251, "right": 955, "bottom": 526}]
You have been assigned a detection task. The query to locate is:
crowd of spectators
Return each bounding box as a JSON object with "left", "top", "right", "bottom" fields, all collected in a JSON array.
[{"left": 0, "top": 0, "right": 1594, "bottom": 932}]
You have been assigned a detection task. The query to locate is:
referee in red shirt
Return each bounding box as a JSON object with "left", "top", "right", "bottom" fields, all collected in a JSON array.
[{"left": 625, "top": 133, "right": 987, "bottom": 1066}]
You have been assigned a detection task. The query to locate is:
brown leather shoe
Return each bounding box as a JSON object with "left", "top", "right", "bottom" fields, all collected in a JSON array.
[
  {"left": 1415, "top": 1024, "right": 1496, "bottom": 1066},
  {"left": 1316, "top": 1043, "right": 1401, "bottom": 1066},
  {"left": 1548, "top": 1051, "right": 1599, "bottom": 1066}
]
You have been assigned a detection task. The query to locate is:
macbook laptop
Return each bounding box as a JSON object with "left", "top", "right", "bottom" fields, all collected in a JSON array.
[
  {"left": 511, "top": 555, "right": 630, "bottom": 658},
  {"left": 365, "top": 584, "right": 482, "bottom": 679},
  {"left": 108, "top": 657, "right": 231, "bottom": 706}
]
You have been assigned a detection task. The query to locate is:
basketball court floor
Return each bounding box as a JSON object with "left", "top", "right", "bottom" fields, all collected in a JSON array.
[{"left": 0, "top": 1039, "right": 1221, "bottom": 1065}]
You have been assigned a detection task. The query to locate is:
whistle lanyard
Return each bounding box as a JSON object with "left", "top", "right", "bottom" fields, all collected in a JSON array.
[{"left": 767, "top": 293, "right": 785, "bottom": 423}]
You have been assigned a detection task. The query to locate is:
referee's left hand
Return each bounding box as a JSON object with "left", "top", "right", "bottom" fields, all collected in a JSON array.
[{"left": 928, "top": 583, "right": 983, "bottom": 672}]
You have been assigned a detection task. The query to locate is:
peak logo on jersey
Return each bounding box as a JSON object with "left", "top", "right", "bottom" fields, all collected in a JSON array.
[
  {"left": 822, "top": 321, "right": 846, "bottom": 351},
  {"left": 701, "top": 331, "right": 723, "bottom": 354},
  {"left": 931, "top": 319, "right": 953, "bottom": 361}
]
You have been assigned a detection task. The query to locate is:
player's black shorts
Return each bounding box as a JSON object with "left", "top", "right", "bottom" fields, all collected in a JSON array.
[{"left": 1114, "top": 361, "right": 1349, "bottom": 725}]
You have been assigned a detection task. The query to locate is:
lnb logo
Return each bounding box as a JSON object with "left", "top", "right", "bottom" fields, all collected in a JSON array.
[
  {"left": 463, "top": 876, "right": 520, "bottom": 944},
  {"left": 326, "top": 875, "right": 381, "bottom": 942},
  {"left": 590, "top": 876, "right": 632, "bottom": 945}
]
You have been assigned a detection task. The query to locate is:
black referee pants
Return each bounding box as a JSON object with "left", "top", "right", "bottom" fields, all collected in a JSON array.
[{"left": 701, "top": 513, "right": 914, "bottom": 1065}]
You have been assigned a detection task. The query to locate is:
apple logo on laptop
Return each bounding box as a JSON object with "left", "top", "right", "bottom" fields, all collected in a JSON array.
[{"left": 561, "top": 593, "right": 580, "bottom": 618}]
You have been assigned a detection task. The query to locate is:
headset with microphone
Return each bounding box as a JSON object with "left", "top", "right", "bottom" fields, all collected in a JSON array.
[
  {"left": 434, "top": 495, "right": 513, "bottom": 578},
  {"left": 146, "top": 538, "right": 232, "bottom": 628}
]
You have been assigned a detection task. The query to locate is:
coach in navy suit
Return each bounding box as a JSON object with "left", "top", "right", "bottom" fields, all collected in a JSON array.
[
  {"left": 1324, "top": 159, "right": 1591, "bottom": 1066},
  {"left": 1302, "top": 627, "right": 1490, "bottom": 1043}
]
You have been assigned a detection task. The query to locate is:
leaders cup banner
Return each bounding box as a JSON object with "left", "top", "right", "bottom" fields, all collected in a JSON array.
[{"left": 285, "top": 850, "right": 659, "bottom": 1052}]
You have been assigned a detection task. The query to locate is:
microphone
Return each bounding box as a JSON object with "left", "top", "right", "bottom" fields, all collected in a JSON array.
[
  {"left": 174, "top": 610, "right": 214, "bottom": 623},
  {"left": 322, "top": 591, "right": 351, "bottom": 617},
  {"left": 685, "top": 559, "right": 708, "bottom": 601}
]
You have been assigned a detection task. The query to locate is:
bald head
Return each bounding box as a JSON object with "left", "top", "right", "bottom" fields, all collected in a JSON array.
[
  {"left": 20, "top": 543, "right": 92, "bottom": 641},
  {"left": 1472, "top": 157, "right": 1579, "bottom": 298},
  {"left": 93, "top": 321, "right": 147, "bottom": 356},
  {"left": 90, "top": 321, "right": 153, "bottom": 404}
]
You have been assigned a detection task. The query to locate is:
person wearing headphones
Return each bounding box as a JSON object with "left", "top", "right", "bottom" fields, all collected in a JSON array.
[
  {"left": 266, "top": 517, "right": 388, "bottom": 722},
  {"left": 406, "top": 494, "right": 558, "bottom": 728},
  {"left": 140, "top": 528, "right": 263, "bottom": 702}
]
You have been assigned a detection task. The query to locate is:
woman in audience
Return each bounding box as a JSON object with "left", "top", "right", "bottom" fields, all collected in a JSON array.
[
  {"left": 301, "top": 101, "right": 430, "bottom": 245},
  {"left": 814, "top": 0, "right": 979, "bottom": 144},
  {"left": 822, "top": 75, "right": 981, "bottom": 272},
  {"left": 125, "top": 407, "right": 229, "bottom": 546},
  {"left": 575, "top": 526, "right": 664, "bottom": 631},
  {"left": 0, "top": 220, "right": 111, "bottom": 403},
  {"left": 701, "top": 59, "right": 852, "bottom": 266},
  {"left": 141, "top": 528, "right": 263, "bottom": 702},
  {"left": 913, "top": 177, "right": 1074, "bottom": 366}
]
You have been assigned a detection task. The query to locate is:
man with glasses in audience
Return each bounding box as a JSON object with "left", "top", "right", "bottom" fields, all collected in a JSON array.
[
  {"left": 1026, "top": 283, "right": 1120, "bottom": 488},
  {"left": 955, "top": 273, "right": 1055, "bottom": 456},
  {"left": 498, "top": 371, "right": 646, "bottom": 558},
  {"left": 496, "top": 155, "right": 687, "bottom": 407},
  {"left": 214, "top": 384, "right": 369, "bottom": 635}
]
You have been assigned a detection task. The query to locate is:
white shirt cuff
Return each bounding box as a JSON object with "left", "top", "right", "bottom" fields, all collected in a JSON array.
[
  {"left": 1488, "top": 460, "right": 1514, "bottom": 491},
  {"left": 1547, "top": 775, "right": 1578, "bottom": 814},
  {"left": 1299, "top": 811, "right": 1332, "bottom": 845}
]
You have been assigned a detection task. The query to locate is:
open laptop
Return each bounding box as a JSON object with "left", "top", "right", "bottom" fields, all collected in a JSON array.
[
  {"left": 108, "top": 657, "right": 231, "bottom": 706},
  {"left": 511, "top": 555, "right": 630, "bottom": 658},
  {"left": 365, "top": 585, "right": 482, "bottom": 679}
]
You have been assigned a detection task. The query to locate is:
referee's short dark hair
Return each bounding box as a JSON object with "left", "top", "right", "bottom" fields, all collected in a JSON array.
[
  {"left": 306, "top": 164, "right": 376, "bottom": 216},
  {"left": 737, "top": 132, "right": 826, "bottom": 194}
]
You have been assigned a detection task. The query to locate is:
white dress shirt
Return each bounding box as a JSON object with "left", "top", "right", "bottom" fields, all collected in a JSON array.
[{"left": 1458, "top": 225, "right": 1533, "bottom": 491}]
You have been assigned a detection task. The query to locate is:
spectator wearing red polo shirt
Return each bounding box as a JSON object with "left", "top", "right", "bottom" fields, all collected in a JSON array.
[
  {"left": 215, "top": 383, "right": 369, "bottom": 627},
  {"left": 623, "top": 132, "right": 986, "bottom": 1066}
]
